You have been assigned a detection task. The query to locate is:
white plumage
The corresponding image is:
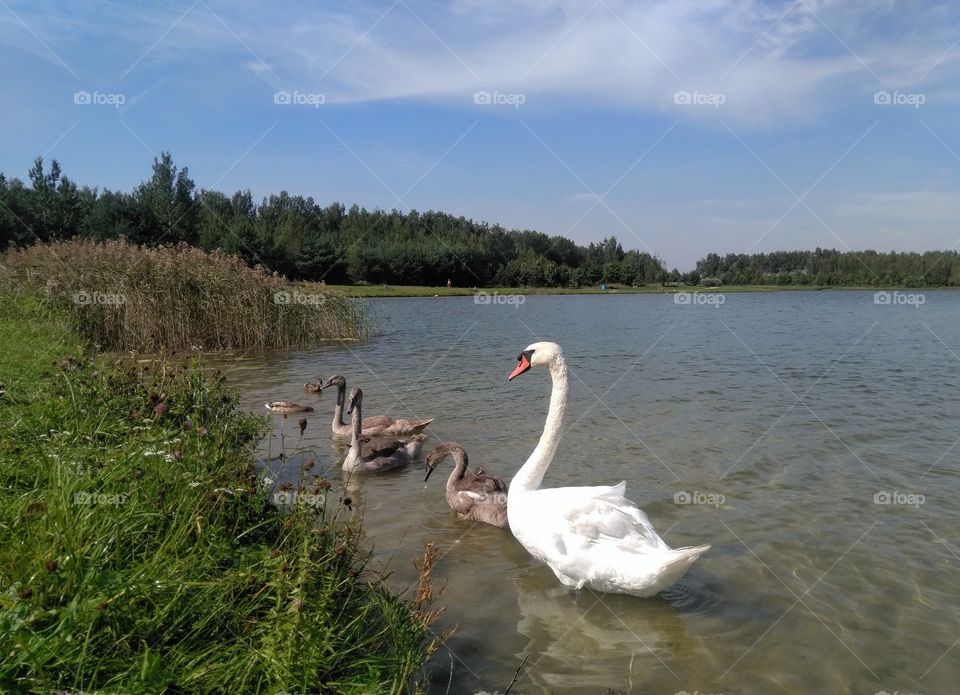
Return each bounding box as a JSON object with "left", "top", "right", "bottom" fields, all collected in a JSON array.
[{"left": 506, "top": 341, "right": 709, "bottom": 597}]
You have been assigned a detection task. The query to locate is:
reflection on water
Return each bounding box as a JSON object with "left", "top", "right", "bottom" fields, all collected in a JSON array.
[
  {"left": 512, "top": 570, "right": 687, "bottom": 692},
  {"left": 207, "top": 292, "right": 960, "bottom": 694}
]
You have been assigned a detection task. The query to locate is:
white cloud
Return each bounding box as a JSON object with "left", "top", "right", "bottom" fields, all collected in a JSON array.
[
  {"left": 2, "top": 0, "right": 958, "bottom": 125},
  {"left": 229, "top": 0, "right": 960, "bottom": 125}
]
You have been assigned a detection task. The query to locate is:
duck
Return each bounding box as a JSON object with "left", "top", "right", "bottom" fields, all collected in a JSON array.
[
  {"left": 304, "top": 380, "right": 323, "bottom": 393},
  {"left": 320, "top": 374, "right": 433, "bottom": 437},
  {"left": 343, "top": 387, "right": 425, "bottom": 473},
  {"left": 265, "top": 401, "right": 314, "bottom": 414},
  {"left": 424, "top": 442, "right": 508, "bottom": 528},
  {"left": 505, "top": 341, "right": 709, "bottom": 597}
]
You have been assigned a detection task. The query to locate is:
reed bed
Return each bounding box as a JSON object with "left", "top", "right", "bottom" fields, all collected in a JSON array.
[
  {"left": 0, "top": 297, "right": 436, "bottom": 693},
  {"left": 2, "top": 239, "right": 368, "bottom": 352}
]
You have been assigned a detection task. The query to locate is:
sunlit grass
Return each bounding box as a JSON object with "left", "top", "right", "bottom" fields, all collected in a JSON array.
[{"left": 0, "top": 297, "right": 435, "bottom": 693}]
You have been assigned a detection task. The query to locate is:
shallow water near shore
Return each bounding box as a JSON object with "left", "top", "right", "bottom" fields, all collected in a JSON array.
[{"left": 210, "top": 291, "right": 960, "bottom": 694}]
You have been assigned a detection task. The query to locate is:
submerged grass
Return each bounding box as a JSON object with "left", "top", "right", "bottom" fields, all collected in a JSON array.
[
  {"left": 0, "top": 296, "right": 435, "bottom": 693},
  {"left": 3, "top": 239, "right": 368, "bottom": 352}
]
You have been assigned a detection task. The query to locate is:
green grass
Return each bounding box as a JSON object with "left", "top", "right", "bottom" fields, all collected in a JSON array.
[{"left": 0, "top": 296, "right": 435, "bottom": 693}]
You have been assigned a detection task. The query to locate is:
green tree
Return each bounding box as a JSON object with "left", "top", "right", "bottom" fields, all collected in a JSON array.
[{"left": 134, "top": 152, "right": 198, "bottom": 244}]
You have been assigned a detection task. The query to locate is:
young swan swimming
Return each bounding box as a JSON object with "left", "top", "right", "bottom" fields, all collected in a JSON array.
[
  {"left": 424, "top": 442, "right": 508, "bottom": 528},
  {"left": 264, "top": 401, "right": 314, "bottom": 414},
  {"left": 342, "top": 387, "right": 425, "bottom": 473},
  {"left": 321, "top": 375, "right": 433, "bottom": 437}
]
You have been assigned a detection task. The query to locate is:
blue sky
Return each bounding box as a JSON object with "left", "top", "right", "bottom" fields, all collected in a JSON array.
[{"left": 2, "top": 0, "right": 959, "bottom": 270}]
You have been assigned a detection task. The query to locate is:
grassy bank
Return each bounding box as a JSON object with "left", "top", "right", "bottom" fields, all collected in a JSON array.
[
  {"left": 0, "top": 297, "right": 435, "bottom": 693},
  {"left": 2, "top": 240, "right": 368, "bottom": 352},
  {"left": 324, "top": 283, "right": 863, "bottom": 298}
]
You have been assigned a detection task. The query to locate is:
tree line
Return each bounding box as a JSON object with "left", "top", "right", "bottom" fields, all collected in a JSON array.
[
  {"left": 695, "top": 249, "right": 960, "bottom": 287},
  {"left": 2, "top": 152, "right": 958, "bottom": 288},
  {"left": 0, "top": 154, "right": 664, "bottom": 287}
]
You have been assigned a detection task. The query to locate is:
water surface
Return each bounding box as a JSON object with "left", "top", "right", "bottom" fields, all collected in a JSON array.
[{"left": 212, "top": 291, "right": 960, "bottom": 695}]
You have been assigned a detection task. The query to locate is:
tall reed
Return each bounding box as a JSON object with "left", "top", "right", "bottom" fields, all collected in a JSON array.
[{"left": 2, "top": 239, "right": 368, "bottom": 352}]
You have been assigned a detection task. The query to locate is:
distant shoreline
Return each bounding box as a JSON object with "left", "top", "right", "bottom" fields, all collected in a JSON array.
[{"left": 321, "top": 284, "right": 956, "bottom": 298}]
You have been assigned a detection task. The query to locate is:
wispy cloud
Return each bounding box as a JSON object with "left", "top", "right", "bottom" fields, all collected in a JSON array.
[
  {"left": 2, "top": 0, "right": 958, "bottom": 124},
  {"left": 227, "top": 0, "right": 960, "bottom": 124}
]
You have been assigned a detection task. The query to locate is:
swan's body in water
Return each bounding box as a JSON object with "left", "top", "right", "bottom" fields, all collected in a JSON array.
[
  {"left": 264, "top": 401, "right": 313, "bottom": 414},
  {"left": 424, "top": 442, "right": 508, "bottom": 528},
  {"left": 343, "top": 387, "right": 425, "bottom": 473},
  {"left": 506, "top": 341, "right": 709, "bottom": 597},
  {"left": 321, "top": 375, "right": 433, "bottom": 437}
]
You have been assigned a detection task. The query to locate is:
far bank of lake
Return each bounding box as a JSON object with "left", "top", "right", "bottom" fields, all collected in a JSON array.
[{"left": 320, "top": 283, "right": 959, "bottom": 298}]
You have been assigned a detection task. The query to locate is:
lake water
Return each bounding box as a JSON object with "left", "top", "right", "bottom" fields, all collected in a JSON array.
[{"left": 213, "top": 291, "right": 960, "bottom": 695}]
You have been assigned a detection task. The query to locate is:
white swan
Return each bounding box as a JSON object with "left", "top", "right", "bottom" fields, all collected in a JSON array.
[{"left": 506, "top": 341, "right": 709, "bottom": 597}]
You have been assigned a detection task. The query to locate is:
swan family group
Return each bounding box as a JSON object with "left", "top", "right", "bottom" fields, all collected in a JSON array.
[{"left": 266, "top": 342, "right": 709, "bottom": 598}]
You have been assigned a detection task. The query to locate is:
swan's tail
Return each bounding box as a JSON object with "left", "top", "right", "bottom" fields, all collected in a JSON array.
[
  {"left": 656, "top": 544, "right": 710, "bottom": 590},
  {"left": 408, "top": 418, "right": 433, "bottom": 433}
]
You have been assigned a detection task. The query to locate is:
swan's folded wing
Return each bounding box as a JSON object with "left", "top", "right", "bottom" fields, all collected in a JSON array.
[
  {"left": 540, "top": 483, "right": 670, "bottom": 551},
  {"left": 361, "top": 437, "right": 403, "bottom": 458},
  {"left": 463, "top": 470, "right": 507, "bottom": 494},
  {"left": 362, "top": 415, "right": 395, "bottom": 429}
]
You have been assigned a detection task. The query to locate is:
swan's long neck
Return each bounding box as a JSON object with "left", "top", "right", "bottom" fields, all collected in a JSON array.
[
  {"left": 348, "top": 400, "right": 362, "bottom": 455},
  {"left": 333, "top": 383, "right": 347, "bottom": 427},
  {"left": 446, "top": 449, "right": 468, "bottom": 492},
  {"left": 511, "top": 355, "right": 568, "bottom": 493}
]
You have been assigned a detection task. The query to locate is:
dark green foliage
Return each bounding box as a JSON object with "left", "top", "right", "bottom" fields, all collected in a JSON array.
[
  {"left": 694, "top": 248, "right": 960, "bottom": 287},
  {"left": 10, "top": 153, "right": 950, "bottom": 289},
  {"left": 1, "top": 154, "right": 666, "bottom": 287}
]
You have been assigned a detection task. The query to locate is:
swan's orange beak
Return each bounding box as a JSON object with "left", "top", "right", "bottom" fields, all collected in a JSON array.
[{"left": 508, "top": 353, "right": 531, "bottom": 380}]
